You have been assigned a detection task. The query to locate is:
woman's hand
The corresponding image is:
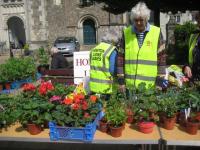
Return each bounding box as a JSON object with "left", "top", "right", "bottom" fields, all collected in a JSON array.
[{"left": 183, "top": 66, "right": 192, "bottom": 78}]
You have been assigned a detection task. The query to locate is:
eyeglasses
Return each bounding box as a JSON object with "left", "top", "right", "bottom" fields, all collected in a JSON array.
[{"left": 134, "top": 18, "right": 145, "bottom": 23}]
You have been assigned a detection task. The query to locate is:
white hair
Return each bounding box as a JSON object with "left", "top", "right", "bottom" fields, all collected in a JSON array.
[
  {"left": 101, "top": 28, "right": 122, "bottom": 44},
  {"left": 50, "top": 47, "right": 58, "bottom": 54},
  {"left": 130, "top": 2, "right": 150, "bottom": 22}
]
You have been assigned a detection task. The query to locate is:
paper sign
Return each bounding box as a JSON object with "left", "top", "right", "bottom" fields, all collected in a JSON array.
[{"left": 73, "top": 51, "right": 90, "bottom": 84}]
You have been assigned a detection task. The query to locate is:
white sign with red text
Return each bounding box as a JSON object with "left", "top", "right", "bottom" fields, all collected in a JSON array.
[{"left": 73, "top": 51, "right": 90, "bottom": 84}]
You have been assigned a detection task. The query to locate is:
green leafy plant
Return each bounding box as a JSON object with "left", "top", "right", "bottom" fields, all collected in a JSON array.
[
  {"left": 130, "top": 83, "right": 159, "bottom": 122},
  {"left": 23, "top": 44, "right": 30, "bottom": 56},
  {"left": 37, "top": 47, "right": 49, "bottom": 65},
  {"left": 19, "top": 98, "right": 54, "bottom": 126},
  {"left": 0, "top": 64, "right": 6, "bottom": 83},
  {"left": 188, "top": 91, "right": 200, "bottom": 113},
  {"left": 47, "top": 84, "right": 76, "bottom": 99},
  {"left": 105, "top": 94, "right": 127, "bottom": 127},
  {"left": 158, "top": 87, "right": 178, "bottom": 118},
  {"left": 51, "top": 94, "right": 102, "bottom": 127},
  {"left": 0, "top": 95, "right": 23, "bottom": 128},
  {"left": 0, "top": 57, "right": 36, "bottom": 82},
  {"left": 19, "top": 83, "right": 55, "bottom": 127}
]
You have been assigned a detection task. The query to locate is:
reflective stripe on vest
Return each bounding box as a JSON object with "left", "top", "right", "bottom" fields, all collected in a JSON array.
[
  {"left": 89, "top": 42, "right": 115, "bottom": 94},
  {"left": 124, "top": 25, "right": 160, "bottom": 88},
  {"left": 189, "top": 33, "right": 199, "bottom": 65}
]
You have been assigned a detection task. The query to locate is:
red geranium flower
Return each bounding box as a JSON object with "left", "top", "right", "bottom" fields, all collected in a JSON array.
[
  {"left": 84, "top": 112, "right": 90, "bottom": 118},
  {"left": 63, "top": 98, "right": 73, "bottom": 105},
  {"left": 38, "top": 81, "right": 54, "bottom": 95},
  {"left": 74, "top": 97, "right": 81, "bottom": 104},
  {"left": 90, "top": 95, "right": 97, "bottom": 103},
  {"left": 74, "top": 93, "right": 85, "bottom": 100},
  {"left": 23, "top": 83, "right": 36, "bottom": 92},
  {"left": 82, "top": 101, "right": 88, "bottom": 110},
  {"left": 46, "top": 82, "right": 54, "bottom": 90},
  {"left": 71, "top": 103, "right": 80, "bottom": 110}
]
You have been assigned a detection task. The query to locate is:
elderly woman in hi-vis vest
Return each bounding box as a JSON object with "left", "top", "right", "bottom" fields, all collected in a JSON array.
[{"left": 117, "top": 2, "right": 165, "bottom": 92}]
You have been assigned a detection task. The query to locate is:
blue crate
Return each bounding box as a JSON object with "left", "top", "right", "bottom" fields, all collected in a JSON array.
[
  {"left": 11, "top": 77, "right": 33, "bottom": 89},
  {"left": 0, "top": 89, "right": 14, "bottom": 94},
  {"left": 36, "top": 72, "right": 42, "bottom": 80},
  {"left": 49, "top": 111, "right": 104, "bottom": 142}
]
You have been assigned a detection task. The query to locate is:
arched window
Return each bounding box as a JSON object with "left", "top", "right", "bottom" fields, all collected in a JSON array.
[{"left": 83, "top": 19, "right": 96, "bottom": 45}]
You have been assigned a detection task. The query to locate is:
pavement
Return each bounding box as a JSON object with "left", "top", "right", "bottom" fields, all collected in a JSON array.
[{"left": 0, "top": 53, "right": 10, "bottom": 64}]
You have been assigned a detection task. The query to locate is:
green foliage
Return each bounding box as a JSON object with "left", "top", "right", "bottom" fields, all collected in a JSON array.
[
  {"left": 105, "top": 93, "right": 127, "bottom": 127},
  {"left": 0, "top": 95, "right": 24, "bottom": 128},
  {"left": 0, "top": 57, "right": 36, "bottom": 82},
  {"left": 51, "top": 95, "right": 102, "bottom": 127},
  {"left": 23, "top": 44, "right": 29, "bottom": 51},
  {"left": 158, "top": 87, "right": 178, "bottom": 118},
  {"left": 0, "top": 64, "right": 6, "bottom": 83},
  {"left": 37, "top": 47, "right": 49, "bottom": 65},
  {"left": 47, "top": 84, "right": 76, "bottom": 99},
  {"left": 19, "top": 97, "right": 54, "bottom": 126},
  {"left": 129, "top": 83, "right": 159, "bottom": 122},
  {"left": 166, "top": 22, "right": 197, "bottom": 65},
  {"left": 188, "top": 91, "right": 200, "bottom": 112}
]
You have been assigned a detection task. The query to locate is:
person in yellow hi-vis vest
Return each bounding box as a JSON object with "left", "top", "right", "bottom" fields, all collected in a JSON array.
[
  {"left": 118, "top": 2, "right": 165, "bottom": 92},
  {"left": 183, "top": 12, "right": 200, "bottom": 81},
  {"left": 89, "top": 30, "right": 120, "bottom": 97}
]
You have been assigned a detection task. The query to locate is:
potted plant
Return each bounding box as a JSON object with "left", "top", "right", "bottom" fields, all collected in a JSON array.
[
  {"left": 19, "top": 83, "right": 55, "bottom": 134},
  {"left": 98, "top": 114, "right": 109, "bottom": 133},
  {"left": 37, "top": 47, "right": 50, "bottom": 75},
  {"left": 133, "top": 85, "right": 159, "bottom": 134},
  {"left": 19, "top": 98, "right": 54, "bottom": 134},
  {"left": 50, "top": 91, "right": 102, "bottom": 128},
  {"left": 106, "top": 95, "right": 127, "bottom": 137},
  {"left": 0, "top": 94, "right": 22, "bottom": 129},
  {"left": 23, "top": 44, "right": 31, "bottom": 56},
  {"left": 184, "top": 91, "right": 200, "bottom": 135},
  {"left": 122, "top": 91, "right": 135, "bottom": 124},
  {"left": 158, "top": 88, "right": 178, "bottom": 130}
]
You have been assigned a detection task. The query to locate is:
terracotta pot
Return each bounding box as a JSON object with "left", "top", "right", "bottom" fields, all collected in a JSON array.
[
  {"left": 138, "top": 122, "right": 155, "bottom": 134},
  {"left": 27, "top": 123, "right": 42, "bottom": 135},
  {"left": 179, "top": 112, "right": 187, "bottom": 128},
  {"left": 99, "top": 120, "right": 108, "bottom": 133},
  {"left": 186, "top": 121, "right": 199, "bottom": 135},
  {"left": 193, "top": 112, "right": 200, "bottom": 121},
  {"left": 194, "top": 112, "right": 200, "bottom": 129},
  {"left": 109, "top": 125, "right": 124, "bottom": 137},
  {"left": 5, "top": 82, "right": 11, "bottom": 90},
  {"left": 163, "top": 116, "right": 176, "bottom": 130}
]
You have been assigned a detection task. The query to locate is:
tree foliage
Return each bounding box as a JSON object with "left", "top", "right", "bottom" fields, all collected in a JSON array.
[
  {"left": 167, "top": 22, "right": 197, "bottom": 65},
  {"left": 94, "top": 0, "right": 199, "bottom": 14}
]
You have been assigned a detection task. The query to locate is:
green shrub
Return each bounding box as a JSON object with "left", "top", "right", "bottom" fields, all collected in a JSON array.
[
  {"left": 0, "top": 57, "right": 36, "bottom": 82},
  {"left": 166, "top": 22, "right": 197, "bottom": 65}
]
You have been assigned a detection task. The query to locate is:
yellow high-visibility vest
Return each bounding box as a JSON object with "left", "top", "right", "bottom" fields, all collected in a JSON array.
[
  {"left": 189, "top": 33, "right": 200, "bottom": 65},
  {"left": 90, "top": 42, "right": 116, "bottom": 94},
  {"left": 124, "top": 25, "right": 160, "bottom": 88}
]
